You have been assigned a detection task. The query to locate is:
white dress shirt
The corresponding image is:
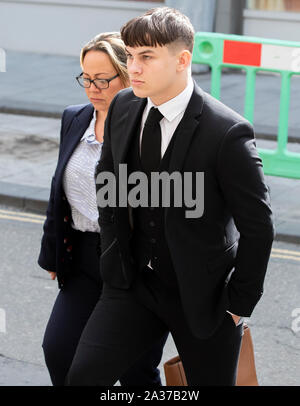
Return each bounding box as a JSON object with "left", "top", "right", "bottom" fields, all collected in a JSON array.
[
  {"left": 139, "top": 76, "right": 194, "bottom": 157},
  {"left": 63, "top": 109, "right": 102, "bottom": 233}
]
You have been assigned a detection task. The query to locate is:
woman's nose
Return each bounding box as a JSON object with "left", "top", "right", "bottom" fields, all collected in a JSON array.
[{"left": 91, "top": 81, "right": 102, "bottom": 91}]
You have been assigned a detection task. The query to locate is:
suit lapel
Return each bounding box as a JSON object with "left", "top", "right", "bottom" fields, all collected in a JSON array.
[
  {"left": 114, "top": 97, "right": 146, "bottom": 235},
  {"left": 168, "top": 82, "right": 204, "bottom": 174},
  {"left": 56, "top": 103, "right": 94, "bottom": 190},
  {"left": 118, "top": 97, "right": 147, "bottom": 166},
  {"left": 165, "top": 83, "right": 205, "bottom": 219}
]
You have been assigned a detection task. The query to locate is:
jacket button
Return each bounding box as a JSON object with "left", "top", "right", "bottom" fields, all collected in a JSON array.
[
  {"left": 150, "top": 238, "right": 156, "bottom": 244},
  {"left": 64, "top": 216, "right": 69, "bottom": 222},
  {"left": 149, "top": 221, "right": 155, "bottom": 227},
  {"left": 67, "top": 245, "right": 72, "bottom": 252},
  {"left": 64, "top": 238, "right": 68, "bottom": 244}
]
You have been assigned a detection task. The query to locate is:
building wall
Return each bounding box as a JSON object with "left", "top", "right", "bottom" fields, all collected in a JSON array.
[
  {"left": 215, "top": 0, "right": 246, "bottom": 35},
  {"left": 0, "top": 0, "right": 164, "bottom": 56},
  {"left": 0, "top": 0, "right": 238, "bottom": 56},
  {"left": 0, "top": 0, "right": 248, "bottom": 56},
  {"left": 243, "top": 9, "right": 300, "bottom": 41}
]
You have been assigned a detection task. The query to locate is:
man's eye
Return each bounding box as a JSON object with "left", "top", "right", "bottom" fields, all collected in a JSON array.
[{"left": 143, "top": 55, "right": 151, "bottom": 60}]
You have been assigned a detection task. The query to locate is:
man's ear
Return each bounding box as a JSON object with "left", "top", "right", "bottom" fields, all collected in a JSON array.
[{"left": 177, "top": 50, "right": 192, "bottom": 72}]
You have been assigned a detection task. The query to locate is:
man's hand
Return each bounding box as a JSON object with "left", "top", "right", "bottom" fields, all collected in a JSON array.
[{"left": 47, "top": 271, "right": 57, "bottom": 280}]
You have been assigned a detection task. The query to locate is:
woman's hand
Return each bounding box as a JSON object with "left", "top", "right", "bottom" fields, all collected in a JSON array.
[
  {"left": 227, "top": 311, "right": 242, "bottom": 326},
  {"left": 47, "top": 271, "right": 57, "bottom": 280},
  {"left": 231, "top": 313, "right": 241, "bottom": 326}
]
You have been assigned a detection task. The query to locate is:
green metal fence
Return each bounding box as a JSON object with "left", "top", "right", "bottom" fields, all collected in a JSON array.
[{"left": 192, "top": 32, "right": 300, "bottom": 179}]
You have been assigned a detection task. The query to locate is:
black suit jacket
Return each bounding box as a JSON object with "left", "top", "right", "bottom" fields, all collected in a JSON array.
[
  {"left": 38, "top": 103, "right": 95, "bottom": 288},
  {"left": 96, "top": 82, "right": 275, "bottom": 339}
]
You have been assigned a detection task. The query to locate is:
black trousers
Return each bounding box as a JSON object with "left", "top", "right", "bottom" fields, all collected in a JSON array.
[
  {"left": 42, "top": 229, "right": 168, "bottom": 386},
  {"left": 66, "top": 265, "right": 243, "bottom": 386}
]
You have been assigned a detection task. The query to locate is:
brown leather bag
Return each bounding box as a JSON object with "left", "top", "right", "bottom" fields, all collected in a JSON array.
[
  {"left": 236, "top": 325, "right": 259, "bottom": 386},
  {"left": 164, "top": 324, "right": 259, "bottom": 386}
]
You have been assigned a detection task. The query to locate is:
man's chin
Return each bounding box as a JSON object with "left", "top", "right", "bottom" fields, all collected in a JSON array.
[{"left": 131, "top": 86, "right": 148, "bottom": 98}]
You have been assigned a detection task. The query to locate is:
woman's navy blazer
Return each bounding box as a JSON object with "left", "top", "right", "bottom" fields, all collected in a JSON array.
[{"left": 38, "top": 102, "right": 95, "bottom": 289}]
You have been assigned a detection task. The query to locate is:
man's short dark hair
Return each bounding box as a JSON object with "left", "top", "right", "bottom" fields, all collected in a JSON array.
[{"left": 121, "top": 7, "right": 195, "bottom": 53}]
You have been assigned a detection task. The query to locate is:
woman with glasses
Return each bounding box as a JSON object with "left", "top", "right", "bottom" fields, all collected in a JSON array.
[{"left": 38, "top": 32, "right": 168, "bottom": 386}]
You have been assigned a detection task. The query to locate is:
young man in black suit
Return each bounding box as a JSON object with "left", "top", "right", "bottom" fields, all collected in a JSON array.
[{"left": 66, "top": 7, "right": 274, "bottom": 386}]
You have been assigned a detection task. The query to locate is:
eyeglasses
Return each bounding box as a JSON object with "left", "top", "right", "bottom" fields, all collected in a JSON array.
[{"left": 76, "top": 73, "right": 119, "bottom": 89}]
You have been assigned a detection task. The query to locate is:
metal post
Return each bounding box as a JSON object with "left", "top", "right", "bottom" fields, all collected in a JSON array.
[
  {"left": 277, "top": 72, "right": 291, "bottom": 154},
  {"left": 244, "top": 67, "right": 257, "bottom": 124},
  {"left": 165, "top": 0, "right": 217, "bottom": 73}
]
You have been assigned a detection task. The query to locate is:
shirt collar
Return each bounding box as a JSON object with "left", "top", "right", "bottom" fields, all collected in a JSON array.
[
  {"left": 146, "top": 76, "right": 194, "bottom": 123},
  {"left": 81, "top": 109, "right": 101, "bottom": 145}
]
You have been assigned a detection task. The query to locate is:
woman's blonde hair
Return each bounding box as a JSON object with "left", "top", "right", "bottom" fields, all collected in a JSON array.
[{"left": 80, "top": 32, "right": 129, "bottom": 87}]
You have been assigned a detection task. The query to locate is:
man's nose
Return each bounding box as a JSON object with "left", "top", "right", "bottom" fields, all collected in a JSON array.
[{"left": 128, "top": 58, "right": 142, "bottom": 75}]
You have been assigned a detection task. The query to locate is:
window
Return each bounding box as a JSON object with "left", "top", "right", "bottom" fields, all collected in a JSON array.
[{"left": 247, "top": 0, "right": 300, "bottom": 12}]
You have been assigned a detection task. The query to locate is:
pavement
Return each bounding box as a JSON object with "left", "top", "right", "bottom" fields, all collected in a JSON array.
[{"left": 0, "top": 50, "right": 300, "bottom": 387}]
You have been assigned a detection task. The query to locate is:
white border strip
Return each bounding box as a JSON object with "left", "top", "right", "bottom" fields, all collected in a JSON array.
[
  {"left": 0, "top": 48, "right": 6, "bottom": 72},
  {"left": 0, "top": 308, "right": 6, "bottom": 334}
]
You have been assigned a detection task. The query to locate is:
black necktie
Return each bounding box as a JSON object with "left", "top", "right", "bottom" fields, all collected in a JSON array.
[{"left": 141, "top": 107, "right": 164, "bottom": 177}]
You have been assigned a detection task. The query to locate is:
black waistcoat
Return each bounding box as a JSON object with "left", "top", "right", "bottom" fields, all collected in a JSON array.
[{"left": 126, "top": 124, "right": 179, "bottom": 288}]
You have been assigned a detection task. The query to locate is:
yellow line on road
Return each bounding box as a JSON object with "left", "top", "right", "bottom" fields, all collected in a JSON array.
[
  {"left": 271, "top": 254, "right": 300, "bottom": 262},
  {"left": 0, "top": 214, "right": 44, "bottom": 224},
  {"left": 0, "top": 208, "right": 45, "bottom": 220},
  {"left": 272, "top": 248, "right": 300, "bottom": 257},
  {"left": 1, "top": 209, "right": 300, "bottom": 260}
]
